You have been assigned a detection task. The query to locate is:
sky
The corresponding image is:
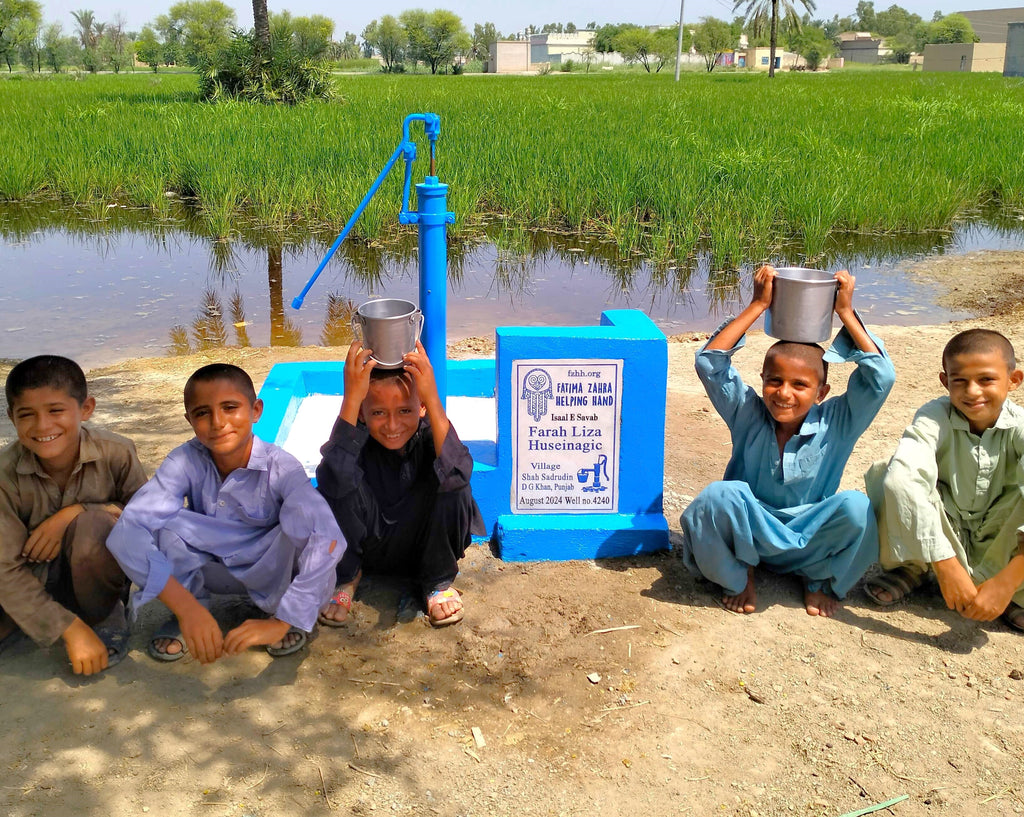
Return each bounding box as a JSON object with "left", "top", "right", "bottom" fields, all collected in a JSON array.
[{"left": 39, "top": 0, "right": 1009, "bottom": 36}]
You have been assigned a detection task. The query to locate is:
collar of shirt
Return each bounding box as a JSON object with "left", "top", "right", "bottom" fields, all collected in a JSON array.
[
  {"left": 14, "top": 425, "right": 98, "bottom": 478},
  {"left": 186, "top": 434, "right": 271, "bottom": 474},
  {"left": 947, "top": 397, "right": 1024, "bottom": 434}
]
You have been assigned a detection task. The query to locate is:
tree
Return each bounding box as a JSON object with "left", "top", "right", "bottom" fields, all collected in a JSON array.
[
  {"left": 788, "top": 23, "right": 832, "bottom": 68},
  {"left": 154, "top": 12, "right": 183, "bottom": 64},
  {"left": 471, "top": 21, "right": 498, "bottom": 62},
  {"left": 613, "top": 26, "right": 656, "bottom": 71},
  {"left": 136, "top": 25, "right": 161, "bottom": 71},
  {"left": 271, "top": 10, "right": 333, "bottom": 60},
  {"left": 874, "top": 4, "right": 921, "bottom": 37},
  {"left": 0, "top": 0, "right": 39, "bottom": 69},
  {"left": 101, "top": 12, "right": 130, "bottom": 73},
  {"left": 42, "top": 21, "right": 72, "bottom": 71},
  {"left": 401, "top": 8, "right": 466, "bottom": 74},
  {"left": 734, "top": 0, "right": 816, "bottom": 77},
  {"left": 252, "top": 0, "right": 268, "bottom": 59},
  {"left": 335, "top": 31, "right": 358, "bottom": 59},
  {"left": 362, "top": 15, "right": 406, "bottom": 72},
  {"left": 593, "top": 22, "right": 627, "bottom": 52},
  {"left": 693, "top": 17, "right": 735, "bottom": 72},
  {"left": 927, "top": 13, "right": 977, "bottom": 44},
  {"left": 70, "top": 8, "right": 102, "bottom": 70},
  {"left": 168, "top": 0, "right": 235, "bottom": 66},
  {"left": 854, "top": 0, "right": 876, "bottom": 31}
]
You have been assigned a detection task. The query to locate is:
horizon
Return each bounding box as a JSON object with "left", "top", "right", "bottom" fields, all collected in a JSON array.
[{"left": 37, "top": 0, "right": 1016, "bottom": 39}]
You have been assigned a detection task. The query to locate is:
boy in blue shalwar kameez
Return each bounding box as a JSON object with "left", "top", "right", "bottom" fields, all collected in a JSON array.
[{"left": 680, "top": 266, "right": 896, "bottom": 616}]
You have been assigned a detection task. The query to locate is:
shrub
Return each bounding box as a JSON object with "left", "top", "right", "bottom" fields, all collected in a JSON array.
[
  {"left": 197, "top": 29, "right": 334, "bottom": 104},
  {"left": 561, "top": 59, "right": 575, "bottom": 72}
]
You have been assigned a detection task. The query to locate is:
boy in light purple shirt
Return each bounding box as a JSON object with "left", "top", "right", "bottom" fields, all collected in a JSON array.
[{"left": 106, "top": 364, "right": 345, "bottom": 664}]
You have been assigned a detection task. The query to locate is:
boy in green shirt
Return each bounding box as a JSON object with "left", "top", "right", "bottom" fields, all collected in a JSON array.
[{"left": 866, "top": 329, "right": 1024, "bottom": 632}]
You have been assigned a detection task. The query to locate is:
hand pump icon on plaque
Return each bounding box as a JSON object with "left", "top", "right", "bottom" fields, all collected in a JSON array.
[{"left": 577, "top": 454, "right": 609, "bottom": 493}]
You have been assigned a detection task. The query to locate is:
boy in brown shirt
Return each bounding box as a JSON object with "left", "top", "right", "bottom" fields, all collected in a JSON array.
[{"left": 0, "top": 355, "right": 146, "bottom": 674}]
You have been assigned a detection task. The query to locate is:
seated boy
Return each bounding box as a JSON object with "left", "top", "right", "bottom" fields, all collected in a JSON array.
[
  {"left": 1, "top": 355, "right": 146, "bottom": 674},
  {"left": 316, "top": 340, "right": 484, "bottom": 628},
  {"left": 865, "top": 329, "right": 1024, "bottom": 632},
  {"left": 680, "top": 266, "right": 895, "bottom": 616},
  {"left": 105, "top": 363, "right": 345, "bottom": 663}
]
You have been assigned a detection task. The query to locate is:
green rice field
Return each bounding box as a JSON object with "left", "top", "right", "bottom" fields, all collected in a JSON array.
[{"left": 1, "top": 70, "right": 1023, "bottom": 266}]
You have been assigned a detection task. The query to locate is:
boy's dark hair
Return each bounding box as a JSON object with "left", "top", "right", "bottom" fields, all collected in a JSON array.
[
  {"left": 368, "top": 366, "right": 413, "bottom": 387},
  {"left": 763, "top": 341, "right": 829, "bottom": 384},
  {"left": 184, "top": 363, "right": 257, "bottom": 409},
  {"left": 942, "top": 329, "right": 1016, "bottom": 371},
  {"left": 5, "top": 355, "right": 88, "bottom": 410}
]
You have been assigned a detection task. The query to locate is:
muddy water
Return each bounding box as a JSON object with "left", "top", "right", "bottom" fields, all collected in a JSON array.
[{"left": 2, "top": 204, "right": 1021, "bottom": 368}]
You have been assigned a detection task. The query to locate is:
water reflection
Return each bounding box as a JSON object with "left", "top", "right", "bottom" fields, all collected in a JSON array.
[{"left": 1, "top": 201, "right": 1022, "bottom": 368}]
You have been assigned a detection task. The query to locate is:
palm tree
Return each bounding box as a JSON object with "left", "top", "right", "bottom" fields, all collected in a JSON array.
[
  {"left": 734, "top": 0, "right": 816, "bottom": 77},
  {"left": 252, "top": 0, "right": 269, "bottom": 59},
  {"left": 70, "top": 8, "right": 96, "bottom": 49}
]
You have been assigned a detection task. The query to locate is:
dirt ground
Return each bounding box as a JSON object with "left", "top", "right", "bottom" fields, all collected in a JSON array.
[{"left": 3, "top": 253, "right": 1024, "bottom": 817}]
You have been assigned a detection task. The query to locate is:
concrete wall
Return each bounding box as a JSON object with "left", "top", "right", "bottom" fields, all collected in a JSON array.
[
  {"left": 960, "top": 8, "right": 1024, "bottom": 43},
  {"left": 1007, "top": 21, "right": 1024, "bottom": 76},
  {"left": 924, "top": 41, "right": 1006, "bottom": 72},
  {"left": 487, "top": 40, "right": 530, "bottom": 73}
]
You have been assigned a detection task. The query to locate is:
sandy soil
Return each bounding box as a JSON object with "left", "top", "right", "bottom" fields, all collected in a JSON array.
[{"left": 3, "top": 254, "right": 1024, "bottom": 817}]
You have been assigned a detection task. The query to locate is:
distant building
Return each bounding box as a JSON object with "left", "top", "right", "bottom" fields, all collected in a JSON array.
[
  {"left": 837, "top": 31, "right": 891, "bottom": 63},
  {"left": 486, "top": 41, "right": 530, "bottom": 73},
  {"left": 741, "top": 47, "right": 799, "bottom": 70},
  {"left": 923, "top": 41, "right": 1006, "bottom": 71},
  {"left": 958, "top": 7, "right": 1024, "bottom": 42},
  {"left": 1007, "top": 21, "right": 1024, "bottom": 75}
]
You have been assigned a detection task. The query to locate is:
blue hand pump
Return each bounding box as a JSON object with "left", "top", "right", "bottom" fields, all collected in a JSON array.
[{"left": 291, "top": 113, "right": 455, "bottom": 402}]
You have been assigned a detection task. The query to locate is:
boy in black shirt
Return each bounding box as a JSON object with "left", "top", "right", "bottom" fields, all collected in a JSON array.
[{"left": 316, "top": 341, "right": 484, "bottom": 627}]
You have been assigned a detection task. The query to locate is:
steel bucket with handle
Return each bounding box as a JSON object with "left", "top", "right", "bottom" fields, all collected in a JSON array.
[
  {"left": 351, "top": 298, "right": 424, "bottom": 368},
  {"left": 764, "top": 267, "right": 838, "bottom": 344}
]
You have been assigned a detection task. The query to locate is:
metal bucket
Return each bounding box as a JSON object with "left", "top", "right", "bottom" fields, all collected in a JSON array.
[
  {"left": 764, "top": 267, "right": 838, "bottom": 343},
  {"left": 351, "top": 298, "right": 424, "bottom": 368}
]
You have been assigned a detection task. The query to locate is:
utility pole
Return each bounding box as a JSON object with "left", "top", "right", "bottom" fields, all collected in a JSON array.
[{"left": 674, "top": 0, "right": 686, "bottom": 80}]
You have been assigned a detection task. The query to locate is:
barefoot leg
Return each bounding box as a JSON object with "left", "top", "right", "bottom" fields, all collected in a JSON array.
[
  {"left": 804, "top": 587, "right": 840, "bottom": 617},
  {"left": 723, "top": 567, "right": 757, "bottom": 614}
]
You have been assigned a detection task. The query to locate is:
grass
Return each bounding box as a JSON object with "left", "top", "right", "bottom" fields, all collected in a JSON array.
[{"left": 1, "top": 70, "right": 1023, "bottom": 269}]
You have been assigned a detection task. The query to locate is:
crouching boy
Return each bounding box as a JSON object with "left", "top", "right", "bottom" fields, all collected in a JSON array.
[
  {"left": 865, "top": 329, "right": 1024, "bottom": 632},
  {"left": 680, "top": 266, "right": 896, "bottom": 616},
  {"left": 106, "top": 364, "right": 345, "bottom": 663},
  {"left": 1, "top": 356, "right": 146, "bottom": 674},
  {"left": 316, "top": 341, "right": 484, "bottom": 628}
]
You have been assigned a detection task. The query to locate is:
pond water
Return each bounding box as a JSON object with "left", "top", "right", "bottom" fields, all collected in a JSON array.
[{"left": 2, "top": 204, "right": 1023, "bottom": 369}]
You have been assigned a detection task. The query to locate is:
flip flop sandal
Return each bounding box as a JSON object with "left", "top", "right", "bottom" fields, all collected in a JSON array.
[
  {"left": 1001, "top": 602, "right": 1024, "bottom": 633},
  {"left": 95, "top": 623, "right": 131, "bottom": 668},
  {"left": 147, "top": 616, "right": 189, "bottom": 662},
  {"left": 864, "top": 566, "right": 926, "bottom": 606},
  {"left": 266, "top": 626, "right": 307, "bottom": 657},
  {"left": 426, "top": 587, "right": 464, "bottom": 628},
  {"left": 318, "top": 587, "right": 354, "bottom": 628}
]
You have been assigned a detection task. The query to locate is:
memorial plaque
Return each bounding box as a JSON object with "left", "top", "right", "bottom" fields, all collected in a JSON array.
[{"left": 511, "top": 359, "right": 623, "bottom": 513}]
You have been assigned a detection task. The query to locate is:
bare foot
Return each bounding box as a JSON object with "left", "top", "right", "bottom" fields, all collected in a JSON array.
[
  {"left": 723, "top": 567, "right": 757, "bottom": 614},
  {"left": 804, "top": 588, "right": 840, "bottom": 617},
  {"left": 319, "top": 571, "right": 361, "bottom": 625}
]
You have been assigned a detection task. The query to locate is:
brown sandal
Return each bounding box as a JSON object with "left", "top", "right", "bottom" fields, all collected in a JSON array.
[
  {"left": 864, "top": 566, "right": 926, "bottom": 606},
  {"left": 1001, "top": 602, "right": 1024, "bottom": 633}
]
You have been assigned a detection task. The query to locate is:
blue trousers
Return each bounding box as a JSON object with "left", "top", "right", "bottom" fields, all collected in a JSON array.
[{"left": 679, "top": 481, "right": 878, "bottom": 598}]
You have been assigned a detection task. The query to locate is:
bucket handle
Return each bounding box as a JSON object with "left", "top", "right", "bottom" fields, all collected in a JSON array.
[
  {"left": 411, "top": 309, "right": 424, "bottom": 347},
  {"left": 351, "top": 313, "right": 364, "bottom": 345}
]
